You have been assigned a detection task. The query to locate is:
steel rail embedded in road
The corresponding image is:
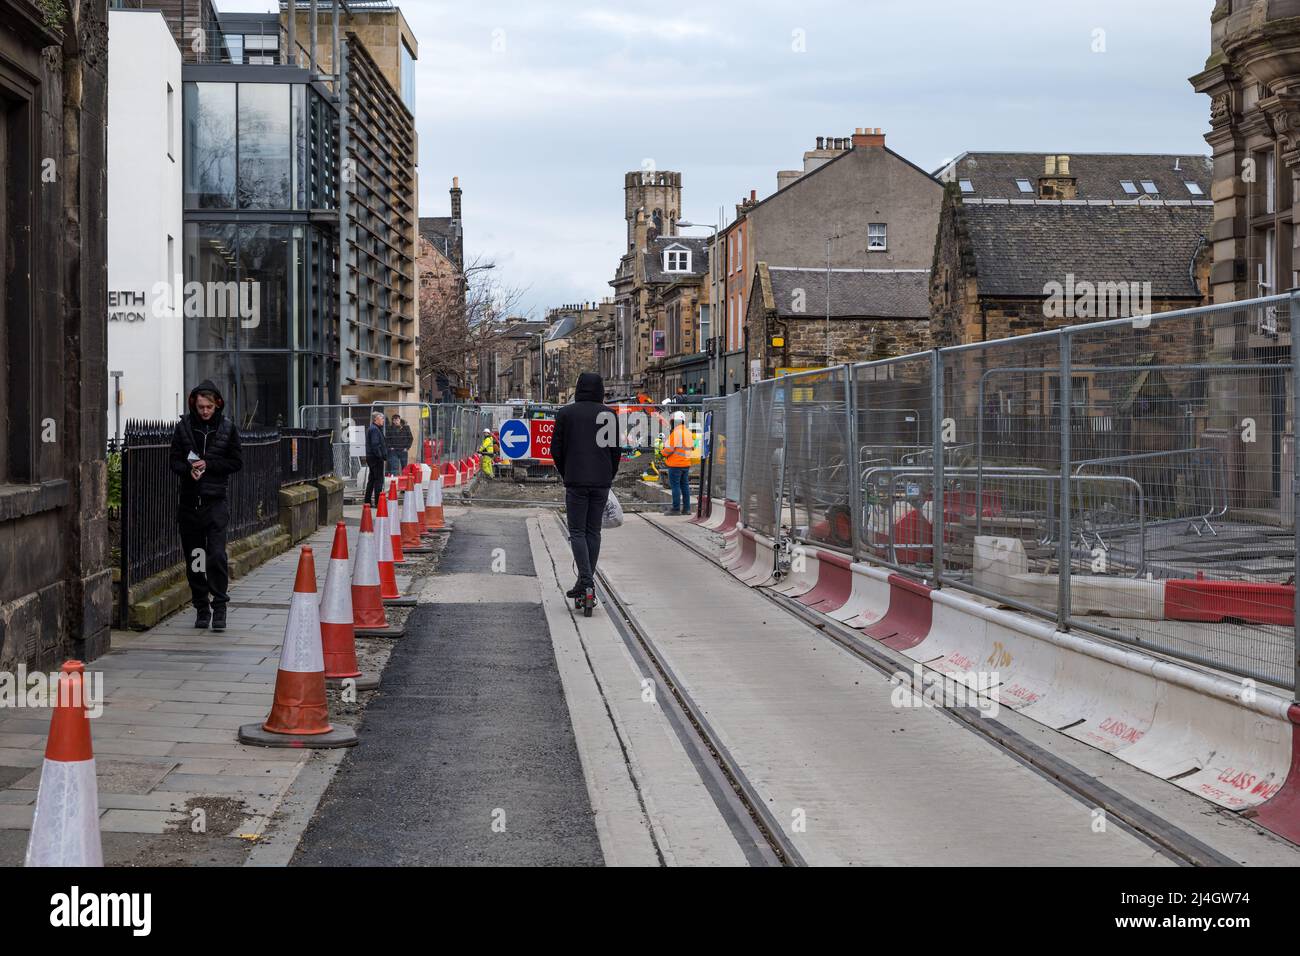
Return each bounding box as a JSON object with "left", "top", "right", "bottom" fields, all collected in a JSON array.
[
  {"left": 588, "top": 546, "right": 807, "bottom": 867},
  {"left": 637, "top": 513, "right": 1241, "bottom": 868}
]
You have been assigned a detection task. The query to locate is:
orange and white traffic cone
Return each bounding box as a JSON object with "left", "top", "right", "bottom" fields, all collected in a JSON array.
[
  {"left": 385, "top": 483, "right": 406, "bottom": 563},
  {"left": 320, "top": 522, "right": 380, "bottom": 691},
  {"left": 351, "top": 506, "right": 404, "bottom": 638},
  {"left": 25, "top": 661, "right": 102, "bottom": 867},
  {"left": 239, "top": 547, "right": 357, "bottom": 748},
  {"left": 400, "top": 483, "right": 431, "bottom": 553},
  {"left": 426, "top": 467, "right": 446, "bottom": 531},
  {"left": 376, "top": 495, "right": 402, "bottom": 600},
  {"left": 412, "top": 472, "right": 429, "bottom": 534}
]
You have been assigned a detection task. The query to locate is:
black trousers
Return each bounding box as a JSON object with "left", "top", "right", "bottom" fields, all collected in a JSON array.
[
  {"left": 364, "top": 456, "right": 386, "bottom": 506},
  {"left": 565, "top": 485, "right": 610, "bottom": 588},
  {"left": 178, "top": 499, "right": 231, "bottom": 610}
]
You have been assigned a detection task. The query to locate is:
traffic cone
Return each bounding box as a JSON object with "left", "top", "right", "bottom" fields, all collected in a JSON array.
[
  {"left": 412, "top": 471, "right": 429, "bottom": 534},
  {"left": 25, "top": 661, "right": 102, "bottom": 867},
  {"left": 320, "top": 522, "right": 380, "bottom": 691},
  {"left": 351, "top": 506, "right": 404, "bottom": 638},
  {"left": 442, "top": 461, "right": 455, "bottom": 488},
  {"left": 400, "top": 483, "right": 430, "bottom": 552},
  {"left": 384, "top": 485, "right": 406, "bottom": 563},
  {"left": 239, "top": 547, "right": 357, "bottom": 748},
  {"left": 426, "top": 467, "right": 446, "bottom": 531},
  {"left": 376, "top": 495, "right": 402, "bottom": 598}
]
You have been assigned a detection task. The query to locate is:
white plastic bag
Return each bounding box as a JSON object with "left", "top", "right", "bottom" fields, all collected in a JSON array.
[{"left": 602, "top": 491, "right": 624, "bottom": 529}]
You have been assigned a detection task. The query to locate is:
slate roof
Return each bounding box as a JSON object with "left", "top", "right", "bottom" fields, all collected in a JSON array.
[
  {"left": 545, "top": 314, "right": 579, "bottom": 341},
  {"left": 418, "top": 216, "right": 457, "bottom": 260},
  {"left": 642, "top": 236, "right": 710, "bottom": 284},
  {"left": 939, "top": 152, "right": 1213, "bottom": 201},
  {"left": 765, "top": 267, "right": 930, "bottom": 320},
  {"left": 957, "top": 201, "right": 1210, "bottom": 298}
]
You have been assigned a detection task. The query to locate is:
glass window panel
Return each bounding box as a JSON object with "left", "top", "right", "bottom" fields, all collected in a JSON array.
[
  {"left": 183, "top": 83, "right": 236, "bottom": 208},
  {"left": 184, "top": 351, "right": 237, "bottom": 417},
  {"left": 239, "top": 353, "right": 290, "bottom": 427},
  {"left": 237, "top": 223, "right": 291, "bottom": 349},
  {"left": 183, "top": 221, "right": 240, "bottom": 351},
  {"left": 237, "top": 83, "right": 291, "bottom": 209}
]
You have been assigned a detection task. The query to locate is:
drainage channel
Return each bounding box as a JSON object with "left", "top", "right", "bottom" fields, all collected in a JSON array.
[
  {"left": 638, "top": 514, "right": 1240, "bottom": 869},
  {"left": 591, "top": 561, "right": 807, "bottom": 867}
]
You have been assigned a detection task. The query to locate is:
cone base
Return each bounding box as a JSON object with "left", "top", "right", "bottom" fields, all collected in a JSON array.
[
  {"left": 354, "top": 624, "right": 406, "bottom": 638},
  {"left": 326, "top": 672, "right": 381, "bottom": 691},
  {"left": 238, "top": 722, "right": 358, "bottom": 749}
]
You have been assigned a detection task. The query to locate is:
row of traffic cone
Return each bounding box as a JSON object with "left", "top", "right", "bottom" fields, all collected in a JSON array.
[{"left": 25, "top": 471, "right": 453, "bottom": 865}]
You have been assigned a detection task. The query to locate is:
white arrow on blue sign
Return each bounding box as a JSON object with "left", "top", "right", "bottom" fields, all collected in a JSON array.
[{"left": 498, "top": 419, "right": 531, "bottom": 459}]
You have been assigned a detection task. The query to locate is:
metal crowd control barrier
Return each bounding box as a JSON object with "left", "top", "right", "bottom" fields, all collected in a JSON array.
[{"left": 730, "top": 292, "right": 1299, "bottom": 692}]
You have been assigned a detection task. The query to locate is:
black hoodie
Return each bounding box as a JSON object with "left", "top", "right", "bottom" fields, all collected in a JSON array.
[
  {"left": 168, "top": 380, "right": 244, "bottom": 503},
  {"left": 551, "top": 372, "right": 621, "bottom": 488}
]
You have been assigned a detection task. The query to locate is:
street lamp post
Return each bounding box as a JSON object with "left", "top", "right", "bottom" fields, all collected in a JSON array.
[
  {"left": 676, "top": 219, "right": 719, "bottom": 395},
  {"left": 825, "top": 233, "right": 842, "bottom": 369}
]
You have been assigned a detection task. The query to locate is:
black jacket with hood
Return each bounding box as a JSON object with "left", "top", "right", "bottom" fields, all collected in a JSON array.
[
  {"left": 169, "top": 380, "right": 244, "bottom": 503},
  {"left": 552, "top": 372, "right": 621, "bottom": 488}
]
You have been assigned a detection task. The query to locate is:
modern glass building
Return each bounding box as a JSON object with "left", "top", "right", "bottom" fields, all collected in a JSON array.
[{"left": 180, "top": 15, "right": 340, "bottom": 428}]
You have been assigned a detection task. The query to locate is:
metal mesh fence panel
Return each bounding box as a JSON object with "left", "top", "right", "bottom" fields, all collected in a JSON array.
[
  {"left": 937, "top": 333, "right": 1065, "bottom": 618},
  {"left": 739, "top": 379, "right": 783, "bottom": 537},
  {"left": 782, "top": 367, "right": 852, "bottom": 551},
  {"left": 725, "top": 390, "right": 745, "bottom": 502},
  {"left": 703, "top": 397, "right": 726, "bottom": 501},
  {"left": 849, "top": 355, "right": 937, "bottom": 576},
  {"left": 1059, "top": 300, "right": 1294, "bottom": 687}
]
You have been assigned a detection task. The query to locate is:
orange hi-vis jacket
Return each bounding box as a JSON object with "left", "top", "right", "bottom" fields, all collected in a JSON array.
[{"left": 663, "top": 424, "right": 696, "bottom": 468}]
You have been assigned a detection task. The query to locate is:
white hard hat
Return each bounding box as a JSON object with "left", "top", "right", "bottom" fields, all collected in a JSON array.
[
  {"left": 483, "top": 428, "right": 490, "bottom": 434},
  {"left": 672, "top": 411, "right": 686, "bottom": 423}
]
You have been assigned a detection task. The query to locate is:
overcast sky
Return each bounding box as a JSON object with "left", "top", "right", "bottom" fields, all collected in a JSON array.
[{"left": 220, "top": 0, "right": 1218, "bottom": 319}]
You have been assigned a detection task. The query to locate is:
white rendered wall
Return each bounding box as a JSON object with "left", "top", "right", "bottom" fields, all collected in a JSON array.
[{"left": 106, "top": 10, "right": 184, "bottom": 438}]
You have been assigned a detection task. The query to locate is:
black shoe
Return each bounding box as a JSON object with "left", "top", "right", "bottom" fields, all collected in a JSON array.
[
  {"left": 211, "top": 606, "right": 227, "bottom": 632},
  {"left": 565, "top": 582, "right": 583, "bottom": 599},
  {"left": 194, "top": 606, "right": 211, "bottom": 629}
]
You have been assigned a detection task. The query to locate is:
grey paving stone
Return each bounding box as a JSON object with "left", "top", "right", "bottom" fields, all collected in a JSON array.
[
  {"left": 0, "top": 805, "right": 34, "bottom": 829},
  {"left": 99, "top": 809, "right": 185, "bottom": 833}
]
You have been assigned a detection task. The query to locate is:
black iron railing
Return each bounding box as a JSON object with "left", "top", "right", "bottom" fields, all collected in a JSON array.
[
  {"left": 118, "top": 420, "right": 286, "bottom": 601},
  {"left": 279, "top": 428, "right": 334, "bottom": 486}
]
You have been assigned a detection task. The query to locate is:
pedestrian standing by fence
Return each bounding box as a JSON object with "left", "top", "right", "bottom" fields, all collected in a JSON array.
[
  {"left": 168, "top": 381, "right": 243, "bottom": 631},
  {"left": 386, "top": 414, "right": 413, "bottom": 474},
  {"left": 479, "top": 429, "right": 496, "bottom": 479},
  {"left": 663, "top": 410, "right": 695, "bottom": 515},
  {"left": 552, "top": 372, "right": 622, "bottom": 600},
  {"left": 364, "top": 412, "right": 387, "bottom": 507}
]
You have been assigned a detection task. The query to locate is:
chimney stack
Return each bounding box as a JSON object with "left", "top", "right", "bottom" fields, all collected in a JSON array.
[
  {"left": 1037, "top": 154, "right": 1077, "bottom": 200},
  {"left": 851, "top": 127, "right": 886, "bottom": 148},
  {"left": 816, "top": 136, "right": 825, "bottom": 149},
  {"left": 450, "top": 176, "right": 463, "bottom": 220}
]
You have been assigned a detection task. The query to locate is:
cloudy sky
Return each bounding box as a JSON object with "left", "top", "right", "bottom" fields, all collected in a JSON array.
[{"left": 222, "top": 0, "right": 1217, "bottom": 319}]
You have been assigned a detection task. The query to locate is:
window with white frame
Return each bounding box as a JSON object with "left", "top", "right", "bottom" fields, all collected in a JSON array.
[
  {"left": 868, "top": 223, "right": 887, "bottom": 251},
  {"left": 664, "top": 248, "right": 691, "bottom": 273},
  {"left": 959, "top": 179, "right": 974, "bottom": 193},
  {"left": 1015, "top": 178, "right": 1033, "bottom": 193}
]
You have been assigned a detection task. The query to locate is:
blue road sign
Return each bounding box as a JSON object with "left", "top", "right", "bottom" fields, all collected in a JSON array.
[
  {"left": 702, "top": 410, "right": 712, "bottom": 459},
  {"left": 498, "top": 418, "right": 531, "bottom": 460}
]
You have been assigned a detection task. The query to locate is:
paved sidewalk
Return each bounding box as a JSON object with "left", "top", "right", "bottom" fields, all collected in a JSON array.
[{"left": 0, "top": 509, "right": 413, "bottom": 866}]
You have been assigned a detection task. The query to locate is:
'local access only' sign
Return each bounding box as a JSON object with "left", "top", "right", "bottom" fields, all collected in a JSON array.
[{"left": 498, "top": 419, "right": 531, "bottom": 459}]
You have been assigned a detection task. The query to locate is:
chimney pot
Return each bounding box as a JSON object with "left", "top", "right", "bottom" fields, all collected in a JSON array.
[
  {"left": 816, "top": 136, "right": 824, "bottom": 149},
  {"left": 1044, "top": 156, "right": 1057, "bottom": 176},
  {"left": 1057, "top": 154, "right": 1071, "bottom": 175}
]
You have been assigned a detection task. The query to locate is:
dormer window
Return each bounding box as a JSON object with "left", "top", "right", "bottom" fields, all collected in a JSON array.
[{"left": 664, "top": 247, "right": 691, "bottom": 273}]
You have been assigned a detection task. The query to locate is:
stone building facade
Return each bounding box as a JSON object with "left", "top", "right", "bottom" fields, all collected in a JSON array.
[
  {"left": 745, "top": 265, "right": 931, "bottom": 381},
  {"left": 0, "top": 0, "right": 113, "bottom": 669},
  {"left": 1190, "top": 1, "right": 1300, "bottom": 517}
]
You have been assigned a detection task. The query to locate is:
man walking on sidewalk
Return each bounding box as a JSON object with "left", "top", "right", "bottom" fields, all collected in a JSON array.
[
  {"left": 551, "top": 372, "right": 622, "bottom": 599},
  {"left": 364, "top": 411, "right": 387, "bottom": 507},
  {"left": 663, "top": 410, "right": 696, "bottom": 515},
  {"left": 169, "top": 380, "right": 243, "bottom": 631}
]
